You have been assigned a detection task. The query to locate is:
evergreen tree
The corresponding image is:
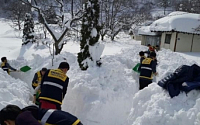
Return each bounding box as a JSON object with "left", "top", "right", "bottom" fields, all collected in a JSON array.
[
  {"left": 22, "top": 13, "right": 35, "bottom": 45},
  {"left": 78, "top": 0, "right": 102, "bottom": 70}
]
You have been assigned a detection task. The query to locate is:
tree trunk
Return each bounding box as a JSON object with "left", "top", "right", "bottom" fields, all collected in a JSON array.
[
  {"left": 111, "top": 35, "right": 114, "bottom": 41},
  {"left": 54, "top": 40, "right": 64, "bottom": 55},
  {"left": 71, "top": 0, "right": 74, "bottom": 18},
  {"left": 101, "top": 33, "right": 106, "bottom": 41}
]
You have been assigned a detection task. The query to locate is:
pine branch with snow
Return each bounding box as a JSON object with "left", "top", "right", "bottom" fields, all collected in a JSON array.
[
  {"left": 22, "top": 13, "right": 36, "bottom": 45},
  {"left": 78, "top": 0, "right": 103, "bottom": 70}
]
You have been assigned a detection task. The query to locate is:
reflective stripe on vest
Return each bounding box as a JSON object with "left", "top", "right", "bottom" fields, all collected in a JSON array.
[
  {"left": 141, "top": 67, "right": 152, "bottom": 70},
  {"left": 140, "top": 58, "right": 153, "bottom": 79},
  {"left": 43, "top": 81, "right": 63, "bottom": 89},
  {"left": 41, "top": 109, "right": 55, "bottom": 125}
]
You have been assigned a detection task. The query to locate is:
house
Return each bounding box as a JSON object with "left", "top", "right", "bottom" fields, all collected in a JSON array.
[
  {"left": 138, "top": 26, "right": 161, "bottom": 47},
  {"left": 150, "top": 11, "right": 200, "bottom": 52},
  {"left": 130, "top": 21, "right": 154, "bottom": 41}
]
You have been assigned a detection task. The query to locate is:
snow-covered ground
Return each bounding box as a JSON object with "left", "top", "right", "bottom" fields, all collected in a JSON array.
[{"left": 0, "top": 20, "right": 200, "bottom": 125}]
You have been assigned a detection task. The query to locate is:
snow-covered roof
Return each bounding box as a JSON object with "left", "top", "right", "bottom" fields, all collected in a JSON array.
[
  {"left": 138, "top": 26, "right": 159, "bottom": 36},
  {"left": 150, "top": 11, "right": 200, "bottom": 34},
  {"left": 130, "top": 21, "right": 154, "bottom": 35}
]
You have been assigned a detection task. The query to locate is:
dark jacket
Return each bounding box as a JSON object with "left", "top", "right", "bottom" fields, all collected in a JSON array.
[
  {"left": 18, "top": 106, "right": 82, "bottom": 125},
  {"left": 140, "top": 56, "right": 146, "bottom": 64},
  {"left": 158, "top": 64, "right": 200, "bottom": 98},
  {"left": 138, "top": 56, "right": 146, "bottom": 71},
  {"left": 16, "top": 111, "right": 41, "bottom": 125},
  {"left": 39, "top": 69, "right": 69, "bottom": 105},
  {"left": 1, "top": 62, "right": 16, "bottom": 74},
  {"left": 144, "top": 47, "right": 155, "bottom": 57},
  {"left": 32, "top": 71, "right": 43, "bottom": 89},
  {"left": 38, "top": 108, "right": 81, "bottom": 125},
  {"left": 139, "top": 58, "right": 157, "bottom": 80}
]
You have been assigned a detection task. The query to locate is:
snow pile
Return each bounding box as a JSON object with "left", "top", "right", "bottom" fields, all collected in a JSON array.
[
  {"left": 62, "top": 49, "right": 138, "bottom": 125},
  {"left": 0, "top": 68, "right": 31, "bottom": 109},
  {"left": 127, "top": 48, "right": 200, "bottom": 125},
  {"left": 150, "top": 11, "right": 200, "bottom": 34},
  {"left": 0, "top": 18, "right": 200, "bottom": 125},
  {"left": 128, "top": 84, "right": 200, "bottom": 125},
  {"left": 4, "top": 40, "right": 200, "bottom": 125}
]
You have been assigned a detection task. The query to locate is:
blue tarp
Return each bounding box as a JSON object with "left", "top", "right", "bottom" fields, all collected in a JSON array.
[{"left": 158, "top": 64, "right": 200, "bottom": 98}]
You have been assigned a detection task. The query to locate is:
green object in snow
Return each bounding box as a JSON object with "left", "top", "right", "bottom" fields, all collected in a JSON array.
[
  {"left": 35, "top": 91, "right": 40, "bottom": 105},
  {"left": 20, "top": 65, "right": 31, "bottom": 72},
  {"left": 132, "top": 63, "right": 140, "bottom": 73}
]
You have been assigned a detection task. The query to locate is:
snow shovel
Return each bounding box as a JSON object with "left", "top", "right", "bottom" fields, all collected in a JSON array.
[
  {"left": 132, "top": 63, "right": 140, "bottom": 73},
  {"left": 20, "top": 65, "right": 31, "bottom": 72}
]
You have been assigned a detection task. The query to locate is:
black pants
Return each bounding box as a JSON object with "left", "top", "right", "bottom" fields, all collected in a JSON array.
[{"left": 139, "top": 78, "right": 152, "bottom": 90}]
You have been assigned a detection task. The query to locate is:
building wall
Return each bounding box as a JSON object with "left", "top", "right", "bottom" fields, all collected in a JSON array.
[
  {"left": 160, "top": 33, "right": 165, "bottom": 48},
  {"left": 175, "top": 33, "right": 193, "bottom": 52},
  {"left": 191, "top": 35, "right": 200, "bottom": 52},
  {"left": 141, "top": 36, "right": 145, "bottom": 45},
  {"left": 170, "top": 32, "right": 176, "bottom": 51},
  {"left": 161, "top": 32, "right": 200, "bottom": 52},
  {"left": 160, "top": 32, "right": 176, "bottom": 51},
  {"left": 134, "top": 35, "right": 142, "bottom": 41},
  {"left": 141, "top": 35, "right": 161, "bottom": 46}
]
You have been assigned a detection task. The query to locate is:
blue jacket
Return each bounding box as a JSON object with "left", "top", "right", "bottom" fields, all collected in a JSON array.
[
  {"left": 32, "top": 71, "right": 43, "bottom": 89},
  {"left": 158, "top": 64, "right": 200, "bottom": 98},
  {"left": 39, "top": 69, "right": 69, "bottom": 105},
  {"left": 38, "top": 108, "right": 81, "bottom": 125},
  {"left": 139, "top": 58, "right": 157, "bottom": 80},
  {"left": 18, "top": 106, "right": 82, "bottom": 125}
]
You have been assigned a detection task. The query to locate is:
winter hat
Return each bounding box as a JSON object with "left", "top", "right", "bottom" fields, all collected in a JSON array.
[
  {"left": 139, "top": 51, "right": 144, "bottom": 56},
  {"left": 41, "top": 68, "right": 47, "bottom": 71},
  {"left": 58, "top": 62, "right": 70, "bottom": 70},
  {"left": 150, "top": 52, "right": 156, "bottom": 57},
  {"left": 1, "top": 57, "right": 6, "bottom": 62}
]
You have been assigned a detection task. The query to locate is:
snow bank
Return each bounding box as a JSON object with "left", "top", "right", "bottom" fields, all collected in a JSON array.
[
  {"left": 0, "top": 20, "right": 200, "bottom": 125},
  {"left": 0, "top": 68, "right": 31, "bottom": 109},
  {"left": 127, "top": 48, "right": 200, "bottom": 125},
  {"left": 8, "top": 41, "right": 200, "bottom": 125}
]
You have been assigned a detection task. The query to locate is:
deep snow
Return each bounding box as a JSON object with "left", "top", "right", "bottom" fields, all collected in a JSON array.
[{"left": 0, "top": 19, "right": 199, "bottom": 125}]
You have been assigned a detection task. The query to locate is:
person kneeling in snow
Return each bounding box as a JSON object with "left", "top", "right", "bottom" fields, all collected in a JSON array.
[
  {"left": 32, "top": 68, "right": 48, "bottom": 89},
  {"left": 138, "top": 52, "right": 158, "bottom": 90},
  {"left": 0, "top": 104, "right": 83, "bottom": 125},
  {"left": 32, "top": 68, "right": 47, "bottom": 105},
  {"left": 1, "top": 57, "right": 17, "bottom": 75}
]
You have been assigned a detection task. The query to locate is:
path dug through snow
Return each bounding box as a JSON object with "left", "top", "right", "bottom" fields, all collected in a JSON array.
[
  {"left": 1, "top": 24, "right": 200, "bottom": 125},
  {"left": 8, "top": 43, "right": 200, "bottom": 125}
]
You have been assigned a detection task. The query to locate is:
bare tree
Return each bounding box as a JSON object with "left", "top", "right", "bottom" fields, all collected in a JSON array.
[
  {"left": 20, "top": 0, "right": 83, "bottom": 55},
  {"left": 157, "top": 0, "right": 171, "bottom": 15},
  {"left": 99, "top": 0, "right": 140, "bottom": 41},
  {"left": 175, "top": 0, "right": 200, "bottom": 14},
  {"left": 3, "top": 1, "right": 31, "bottom": 30}
]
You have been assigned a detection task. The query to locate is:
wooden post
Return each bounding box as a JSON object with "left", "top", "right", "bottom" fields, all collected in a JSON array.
[
  {"left": 174, "top": 32, "right": 178, "bottom": 52},
  {"left": 190, "top": 34, "right": 194, "bottom": 52},
  {"left": 52, "top": 43, "right": 55, "bottom": 66}
]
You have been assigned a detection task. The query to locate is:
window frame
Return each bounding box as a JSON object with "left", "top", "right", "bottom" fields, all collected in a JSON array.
[{"left": 165, "top": 34, "right": 171, "bottom": 44}]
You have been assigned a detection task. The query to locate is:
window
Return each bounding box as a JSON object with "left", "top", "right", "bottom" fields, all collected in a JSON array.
[{"left": 165, "top": 34, "right": 171, "bottom": 44}]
